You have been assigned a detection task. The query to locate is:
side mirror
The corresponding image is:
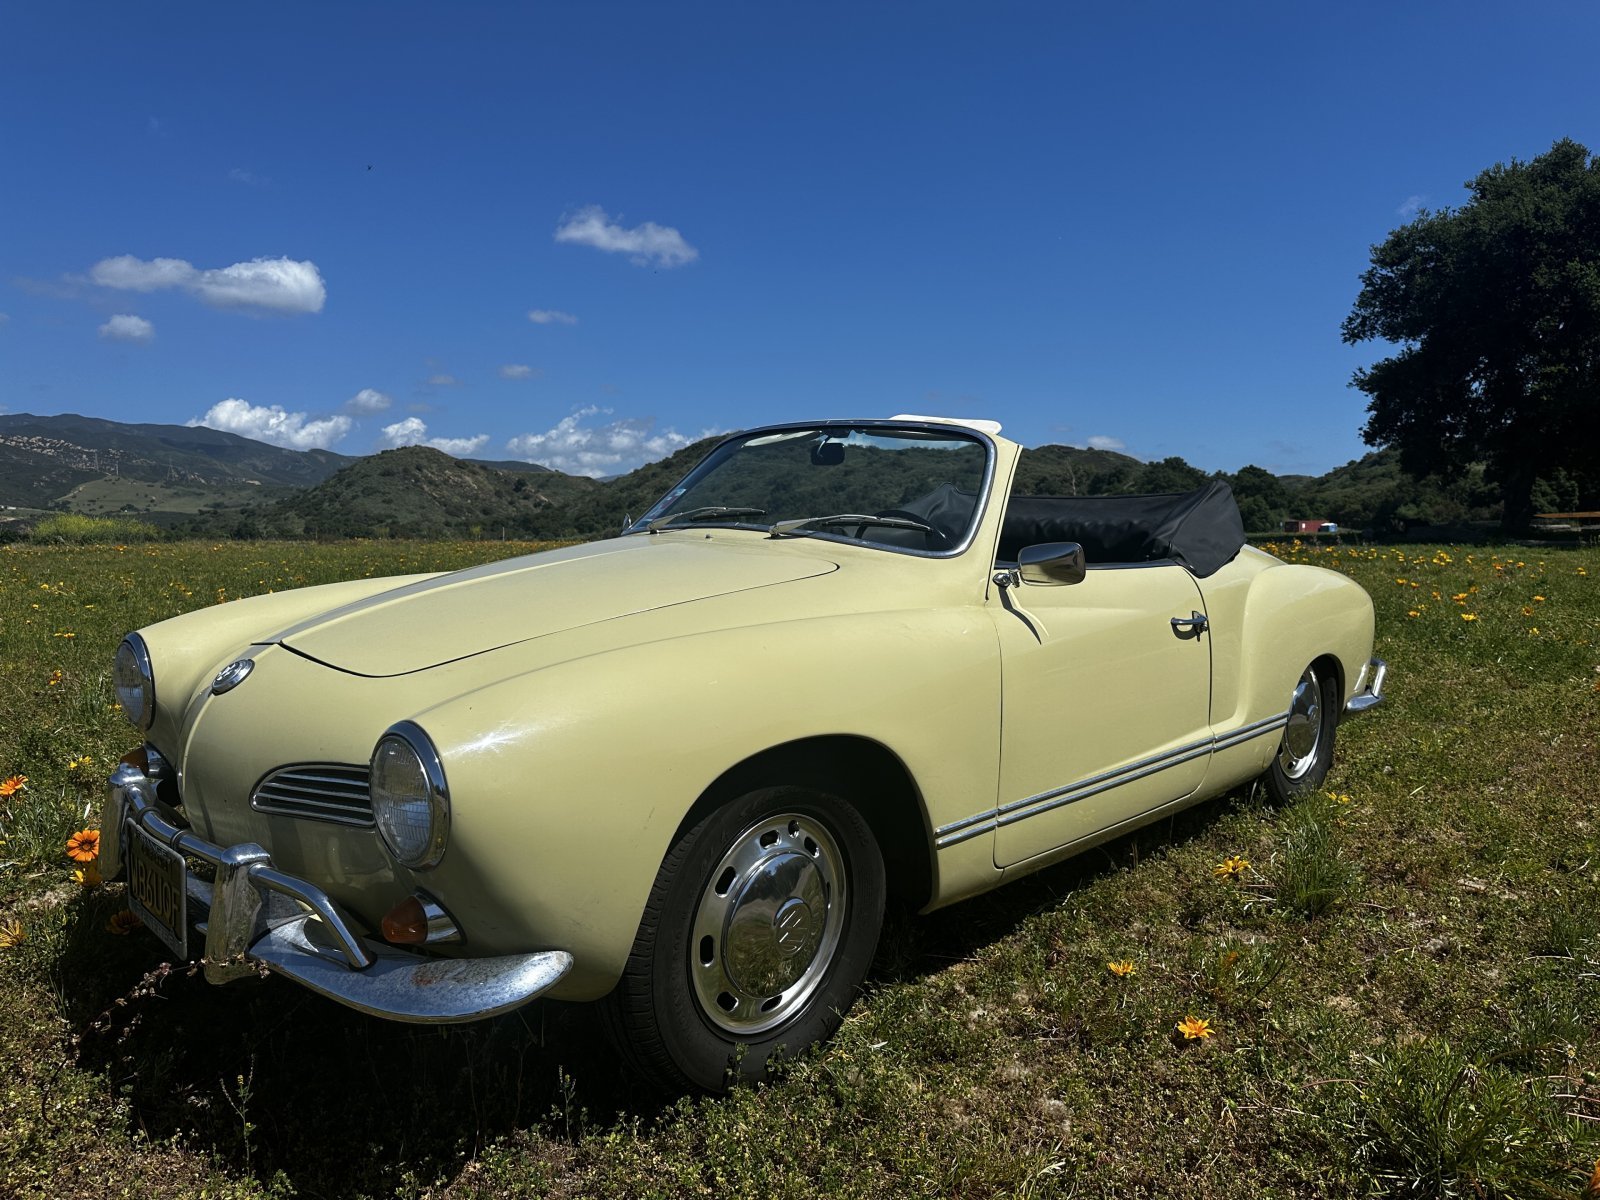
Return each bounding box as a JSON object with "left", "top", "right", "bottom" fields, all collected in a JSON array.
[{"left": 1018, "top": 542, "right": 1085, "bottom": 586}]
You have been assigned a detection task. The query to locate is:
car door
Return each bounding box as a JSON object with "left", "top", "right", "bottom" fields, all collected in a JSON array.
[{"left": 989, "top": 561, "right": 1212, "bottom": 868}]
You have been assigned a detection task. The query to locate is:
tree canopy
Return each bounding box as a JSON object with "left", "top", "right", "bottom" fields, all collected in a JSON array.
[{"left": 1343, "top": 138, "right": 1600, "bottom": 530}]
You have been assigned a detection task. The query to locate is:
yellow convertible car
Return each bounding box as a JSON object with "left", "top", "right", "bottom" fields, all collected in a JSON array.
[{"left": 101, "top": 416, "right": 1383, "bottom": 1091}]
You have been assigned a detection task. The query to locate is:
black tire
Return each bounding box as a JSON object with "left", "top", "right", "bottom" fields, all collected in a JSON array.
[
  {"left": 602, "top": 786, "right": 886, "bottom": 1093},
  {"left": 1262, "top": 662, "right": 1338, "bottom": 804}
]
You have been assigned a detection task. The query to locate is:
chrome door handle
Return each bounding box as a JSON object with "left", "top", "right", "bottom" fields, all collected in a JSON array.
[{"left": 1170, "top": 611, "right": 1207, "bottom": 634}]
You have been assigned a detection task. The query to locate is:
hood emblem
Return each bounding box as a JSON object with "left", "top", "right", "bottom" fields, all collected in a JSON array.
[{"left": 211, "top": 659, "right": 255, "bottom": 696}]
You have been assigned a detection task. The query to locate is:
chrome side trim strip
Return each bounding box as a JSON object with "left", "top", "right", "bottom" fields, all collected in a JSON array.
[{"left": 934, "top": 711, "right": 1291, "bottom": 850}]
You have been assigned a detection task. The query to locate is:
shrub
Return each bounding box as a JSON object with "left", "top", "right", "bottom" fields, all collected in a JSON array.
[{"left": 28, "top": 513, "right": 162, "bottom": 544}]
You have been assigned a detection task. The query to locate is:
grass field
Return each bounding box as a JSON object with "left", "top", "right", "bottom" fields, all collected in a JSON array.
[{"left": 2, "top": 537, "right": 1597, "bottom": 1198}]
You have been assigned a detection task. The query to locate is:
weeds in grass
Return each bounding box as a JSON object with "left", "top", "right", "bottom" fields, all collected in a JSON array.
[
  {"left": 1272, "top": 794, "right": 1360, "bottom": 918},
  {"left": 1344, "top": 1038, "right": 1592, "bottom": 1199}
]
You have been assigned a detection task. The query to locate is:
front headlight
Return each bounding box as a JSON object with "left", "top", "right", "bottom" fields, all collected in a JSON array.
[
  {"left": 113, "top": 635, "right": 155, "bottom": 731},
  {"left": 370, "top": 721, "right": 450, "bottom": 869}
]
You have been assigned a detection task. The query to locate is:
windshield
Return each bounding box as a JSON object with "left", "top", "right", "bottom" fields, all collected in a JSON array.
[{"left": 629, "top": 424, "right": 991, "bottom": 555}]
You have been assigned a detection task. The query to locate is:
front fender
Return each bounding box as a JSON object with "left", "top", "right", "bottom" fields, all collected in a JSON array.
[{"left": 410, "top": 607, "right": 1001, "bottom": 999}]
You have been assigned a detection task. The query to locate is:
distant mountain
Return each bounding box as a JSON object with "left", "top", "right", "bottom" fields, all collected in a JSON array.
[
  {"left": 0, "top": 411, "right": 1524, "bottom": 541},
  {"left": 209, "top": 436, "right": 728, "bottom": 541},
  {"left": 0, "top": 412, "right": 353, "bottom": 490}
]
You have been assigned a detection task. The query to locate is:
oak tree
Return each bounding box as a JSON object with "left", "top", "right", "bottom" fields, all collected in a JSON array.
[{"left": 1343, "top": 138, "right": 1600, "bottom": 530}]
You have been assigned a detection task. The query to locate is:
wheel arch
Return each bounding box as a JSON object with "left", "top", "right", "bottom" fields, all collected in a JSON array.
[{"left": 674, "top": 735, "right": 934, "bottom": 911}]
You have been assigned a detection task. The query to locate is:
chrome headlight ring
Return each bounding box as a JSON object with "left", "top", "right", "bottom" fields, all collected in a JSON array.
[
  {"left": 369, "top": 720, "right": 451, "bottom": 870},
  {"left": 113, "top": 634, "right": 155, "bottom": 732}
]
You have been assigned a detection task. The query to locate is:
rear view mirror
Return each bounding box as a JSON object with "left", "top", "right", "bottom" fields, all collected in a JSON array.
[{"left": 810, "top": 442, "right": 845, "bottom": 466}]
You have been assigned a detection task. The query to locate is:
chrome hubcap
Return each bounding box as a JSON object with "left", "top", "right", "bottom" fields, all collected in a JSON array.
[
  {"left": 1279, "top": 666, "right": 1323, "bottom": 779},
  {"left": 690, "top": 813, "right": 846, "bottom": 1035}
]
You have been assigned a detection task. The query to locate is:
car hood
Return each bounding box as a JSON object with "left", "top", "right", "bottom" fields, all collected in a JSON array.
[{"left": 267, "top": 536, "right": 838, "bottom": 677}]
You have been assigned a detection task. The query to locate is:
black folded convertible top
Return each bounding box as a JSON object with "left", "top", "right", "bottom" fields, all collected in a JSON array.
[{"left": 999, "top": 480, "right": 1246, "bottom": 578}]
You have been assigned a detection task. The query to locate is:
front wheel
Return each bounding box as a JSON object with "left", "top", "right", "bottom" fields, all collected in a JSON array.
[
  {"left": 603, "top": 786, "right": 886, "bottom": 1092},
  {"left": 1262, "top": 662, "right": 1338, "bottom": 803}
]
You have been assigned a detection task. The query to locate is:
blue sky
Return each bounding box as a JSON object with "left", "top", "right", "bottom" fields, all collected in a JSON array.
[{"left": 3, "top": 3, "right": 1597, "bottom": 478}]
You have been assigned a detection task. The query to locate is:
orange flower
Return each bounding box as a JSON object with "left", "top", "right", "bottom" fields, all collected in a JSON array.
[
  {"left": 0, "top": 775, "right": 26, "bottom": 798},
  {"left": 1176, "top": 1015, "right": 1213, "bottom": 1040},
  {"left": 1107, "top": 960, "right": 1137, "bottom": 978},
  {"left": 106, "top": 911, "right": 143, "bottom": 936},
  {"left": 65, "top": 828, "right": 100, "bottom": 862},
  {"left": 0, "top": 918, "right": 25, "bottom": 949},
  {"left": 1587, "top": 1155, "right": 1600, "bottom": 1197}
]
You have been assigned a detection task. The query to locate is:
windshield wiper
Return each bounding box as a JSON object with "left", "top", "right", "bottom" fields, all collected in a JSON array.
[
  {"left": 768, "top": 513, "right": 933, "bottom": 537},
  {"left": 645, "top": 506, "right": 766, "bottom": 532}
]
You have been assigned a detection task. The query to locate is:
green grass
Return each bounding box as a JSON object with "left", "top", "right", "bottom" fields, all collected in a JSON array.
[{"left": 2, "top": 538, "right": 1598, "bottom": 1198}]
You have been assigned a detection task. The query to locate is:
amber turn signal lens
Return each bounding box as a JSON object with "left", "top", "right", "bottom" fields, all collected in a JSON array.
[{"left": 381, "top": 895, "right": 429, "bottom": 944}]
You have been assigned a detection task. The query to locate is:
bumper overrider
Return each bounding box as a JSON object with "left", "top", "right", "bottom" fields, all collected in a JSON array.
[
  {"left": 1342, "top": 657, "right": 1387, "bottom": 719},
  {"left": 101, "top": 758, "right": 573, "bottom": 1023}
]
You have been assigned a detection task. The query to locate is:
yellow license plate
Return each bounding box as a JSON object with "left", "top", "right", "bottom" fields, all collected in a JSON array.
[{"left": 126, "top": 821, "right": 188, "bottom": 960}]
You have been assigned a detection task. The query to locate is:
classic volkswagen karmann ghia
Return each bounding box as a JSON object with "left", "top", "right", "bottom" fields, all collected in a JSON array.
[{"left": 102, "top": 416, "right": 1384, "bottom": 1091}]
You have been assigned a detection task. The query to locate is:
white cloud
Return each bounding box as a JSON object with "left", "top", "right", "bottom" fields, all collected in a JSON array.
[
  {"left": 1087, "top": 436, "right": 1126, "bottom": 452},
  {"left": 553, "top": 205, "right": 698, "bottom": 268},
  {"left": 189, "top": 398, "right": 352, "bottom": 450},
  {"left": 89, "top": 254, "right": 326, "bottom": 314},
  {"left": 98, "top": 314, "right": 155, "bottom": 343},
  {"left": 527, "top": 308, "right": 578, "bottom": 325},
  {"left": 346, "top": 387, "right": 392, "bottom": 414},
  {"left": 92, "top": 256, "right": 195, "bottom": 292},
  {"left": 426, "top": 373, "right": 460, "bottom": 386},
  {"left": 499, "top": 364, "right": 539, "bottom": 380},
  {"left": 380, "top": 416, "right": 488, "bottom": 457},
  {"left": 506, "top": 406, "right": 700, "bottom": 477},
  {"left": 1397, "top": 195, "right": 1426, "bottom": 217}
]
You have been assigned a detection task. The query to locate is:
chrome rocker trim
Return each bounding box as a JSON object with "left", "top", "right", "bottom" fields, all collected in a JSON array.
[
  {"left": 934, "top": 711, "right": 1292, "bottom": 849},
  {"left": 1343, "top": 657, "right": 1387, "bottom": 719},
  {"left": 101, "top": 762, "right": 572, "bottom": 1023}
]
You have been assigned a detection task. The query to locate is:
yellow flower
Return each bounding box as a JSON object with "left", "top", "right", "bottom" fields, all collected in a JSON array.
[
  {"left": 52, "top": 631, "right": 76, "bottom": 639},
  {"left": 1522, "top": 606, "right": 1535, "bottom": 616},
  {"left": 1407, "top": 610, "right": 1420, "bottom": 618},
  {"left": 66, "top": 755, "right": 94, "bottom": 772},
  {"left": 65, "top": 828, "right": 101, "bottom": 863},
  {"left": 1460, "top": 613, "right": 1478, "bottom": 622},
  {"left": 1176, "top": 1015, "right": 1213, "bottom": 1040},
  {"left": 1213, "top": 856, "right": 1249, "bottom": 878},
  {"left": 73, "top": 863, "right": 102, "bottom": 888},
  {"left": 106, "top": 911, "right": 143, "bottom": 936},
  {"left": 1533, "top": 595, "right": 1546, "bottom": 602},
  {"left": 0, "top": 919, "right": 25, "bottom": 949},
  {"left": 47, "top": 669, "right": 63, "bottom": 687},
  {"left": 1107, "top": 960, "right": 1137, "bottom": 978}
]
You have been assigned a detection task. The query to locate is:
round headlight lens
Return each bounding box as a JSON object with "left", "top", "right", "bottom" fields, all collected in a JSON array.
[
  {"left": 370, "top": 724, "right": 449, "bottom": 868},
  {"left": 113, "top": 635, "right": 154, "bottom": 731}
]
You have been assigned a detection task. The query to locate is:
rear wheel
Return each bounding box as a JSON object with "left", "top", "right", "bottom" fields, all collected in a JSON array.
[
  {"left": 603, "top": 786, "right": 886, "bottom": 1092},
  {"left": 1263, "top": 662, "right": 1338, "bottom": 803}
]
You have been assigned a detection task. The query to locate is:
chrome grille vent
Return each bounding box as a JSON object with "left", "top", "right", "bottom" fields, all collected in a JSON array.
[{"left": 251, "top": 764, "right": 373, "bottom": 828}]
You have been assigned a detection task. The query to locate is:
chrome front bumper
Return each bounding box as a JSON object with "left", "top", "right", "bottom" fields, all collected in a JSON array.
[
  {"left": 1342, "top": 657, "right": 1387, "bottom": 719},
  {"left": 101, "top": 762, "right": 573, "bottom": 1023}
]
